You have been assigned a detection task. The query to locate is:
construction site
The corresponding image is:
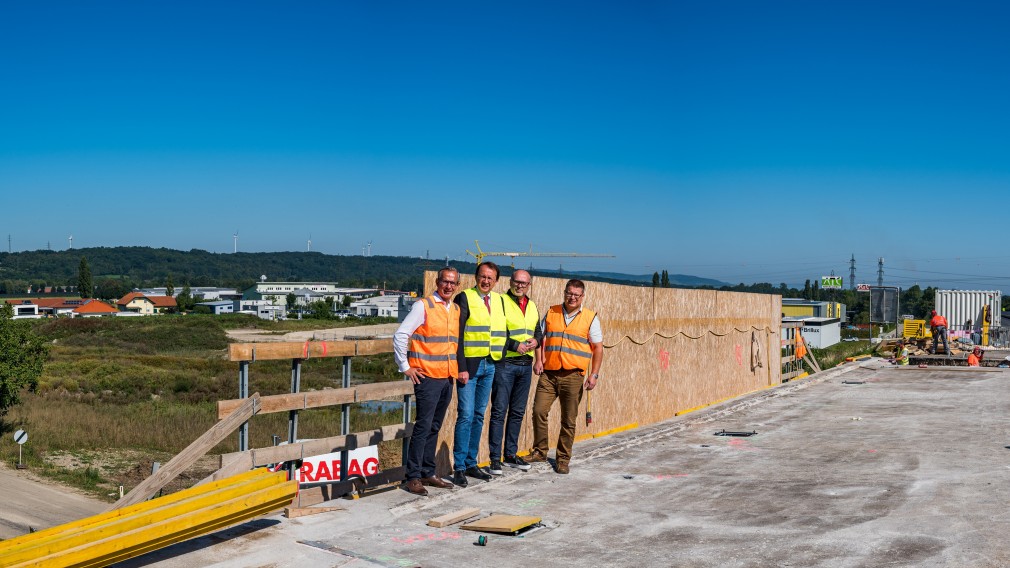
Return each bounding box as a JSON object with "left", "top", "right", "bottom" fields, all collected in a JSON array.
[{"left": 4, "top": 273, "right": 1010, "bottom": 567}]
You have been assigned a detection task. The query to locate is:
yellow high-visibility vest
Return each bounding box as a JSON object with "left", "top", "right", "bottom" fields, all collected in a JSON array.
[
  {"left": 502, "top": 294, "right": 539, "bottom": 359},
  {"left": 461, "top": 288, "right": 506, "bottom": 360}
]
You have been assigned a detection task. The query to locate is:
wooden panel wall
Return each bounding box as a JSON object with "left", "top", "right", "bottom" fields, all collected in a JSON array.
[{"left": 419, "top": 269, "right": 781, "bottom": 474}]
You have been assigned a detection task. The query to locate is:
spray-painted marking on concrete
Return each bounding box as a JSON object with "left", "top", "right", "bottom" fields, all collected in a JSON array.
[
  {"left": 518, "top": 498, "right": 546, "bottom": 508},
  {"left": 735, "top": 344, "right": 744, "bottom": 366},
  {"left": 391, "top": 531, "right": 461, "bottom": 545}
]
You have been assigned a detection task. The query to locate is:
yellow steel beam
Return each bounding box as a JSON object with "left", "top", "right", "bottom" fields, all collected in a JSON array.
[
  {"left": 1, "top": 470, "right": 295, "bottom": 568},
  {"left": 0, "top": 469, "right": 275, "bottom": 559}
]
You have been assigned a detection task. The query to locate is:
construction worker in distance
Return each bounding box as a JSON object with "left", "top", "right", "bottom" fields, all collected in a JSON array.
[
  {"left": 968, "top": 346, "right": 983, "bottom": 367},
  {"left": 393, "top": 267, "right": 462, "bottom": 497},
  {"left": 530, "top": 278, "right": 604, "bottom": 475},
  {"left": 451, "top": 261, "right": 507, "bottom": 487},
  {"left": 894, "top": 341, "right": 909, "bottom": 366},
  {"left": 487, "top": 269, "right": 540, "bottom": 477},
  {"left": 929, "top": 310, "right": 949, "bottom": 355}
]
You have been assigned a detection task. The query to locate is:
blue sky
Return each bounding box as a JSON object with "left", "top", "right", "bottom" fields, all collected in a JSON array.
[{"left": 2, "top": 2, "right": 1009, "bottom": 291}]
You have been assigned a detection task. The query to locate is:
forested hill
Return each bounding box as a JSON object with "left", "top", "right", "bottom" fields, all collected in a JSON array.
[
  {"left": 0, "top": 246, "right": 732, "bottom": 298},
  {"left": 0, "top": 247, "right": 456, "bottom": 294}
]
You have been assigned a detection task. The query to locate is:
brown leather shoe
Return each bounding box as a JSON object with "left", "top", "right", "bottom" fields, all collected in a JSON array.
[
  {"left": 525, "top": 450, "right": 547, "bottom": 463},
  {"left": 404, "top": 478, "right": 428, "bottom": 496},
  {"left": 555, "top": 461, "right": 569, "bottom": 474},
  {"left": 420, "top": 476, "right": 452, "bottom": 489}
]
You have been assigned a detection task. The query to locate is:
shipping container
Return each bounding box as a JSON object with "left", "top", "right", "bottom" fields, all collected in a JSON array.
[{"left": 934, "top": 290, "right": 1001, "bottom": 335}]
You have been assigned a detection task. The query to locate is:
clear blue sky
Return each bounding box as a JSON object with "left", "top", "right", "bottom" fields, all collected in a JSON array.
[{"left": 2, "top": 2, "right": 1009, "bottom": 291}]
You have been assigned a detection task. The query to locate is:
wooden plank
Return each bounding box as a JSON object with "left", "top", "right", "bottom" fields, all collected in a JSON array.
[
  {"left": 294, "top": 466, "right": 407, "bottom": 507},
  {"left": 218, "top": 387, "right": 356, "bottom": 420},
  {"left": 304, "top": 388, "right": 357, "bottom": 409},
  {"left": 355, "top": 339, "right": 395, "bottom": 355},
  {"left": 461, "top": 514, "right": 542, "bottom": 534},
  {"left": 781, "top": 355, "right": 795, "bottom": 364},
  {"left": 228, "top": 340, "right": 392, "bottom": 362},
  {"left": 110, "top": 394, "right": 261, "bottom": 510},
  {"left": 428, "top": 508, "right": 480, "bottom": 528},
  {"left": 284, "top": 506, "right": 344, "bottom": 519},
  {"left": 355, "top": 380, "right": 413, "bottom": 402},
  {"left": 782, "top": 370, "right": 805, "bottom": 380},
  {"left": 218, "top": 424, "right": 413, "bottom": 469}
]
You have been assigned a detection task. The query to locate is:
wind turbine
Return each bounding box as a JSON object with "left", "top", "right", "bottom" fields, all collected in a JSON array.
[
  {"left": 68, "top": 234, "right": 73, "bottom": 250},
  {"left": 367, "top": 240, "right": 372, "bottom": 257},
  {"left": 307, "top": 234, "right": 312, "bottom": 252},
  {"left": 233, "top": 231, "right": 238, "bottom": 254}
]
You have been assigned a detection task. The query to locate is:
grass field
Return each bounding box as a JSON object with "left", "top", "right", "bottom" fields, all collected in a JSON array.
[{"left": 2, "top": 314, "right": 406, "bottom": 500}]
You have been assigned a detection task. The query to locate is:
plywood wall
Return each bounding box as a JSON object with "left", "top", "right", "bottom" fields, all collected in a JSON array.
[{"left": 420, "top": 269, "right": 781, "bottom": 474}]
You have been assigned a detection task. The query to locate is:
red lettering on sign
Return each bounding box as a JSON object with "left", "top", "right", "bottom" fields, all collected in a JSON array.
[
  {"left": 363, "top": 457, "right": 379, "bottom": 476},
  {"left": 316, "top": 460, "right": 332, "bottom": 481},
  {"left": 300, "top": 462, "right": 315, "bottom": 482}
]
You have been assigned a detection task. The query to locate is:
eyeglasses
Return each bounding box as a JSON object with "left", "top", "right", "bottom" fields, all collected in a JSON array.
[
  {"left": 512, "top": 281, "right": 530, "bottom": 287},
  {"left": 438, "top": 280, "right": 459, "bottom": 287},
  {"left": 564, "top": 291, "right": 583, "bottom": 298}
]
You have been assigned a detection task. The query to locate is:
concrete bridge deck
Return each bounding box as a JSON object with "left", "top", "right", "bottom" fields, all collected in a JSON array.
[{"left": 119, "top": 360, "right": 1010, "bottom": 568}]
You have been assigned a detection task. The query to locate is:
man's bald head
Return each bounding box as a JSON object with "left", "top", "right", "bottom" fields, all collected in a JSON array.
[{"left": 510, "top": 270, "right": 532, "bottom": 296}]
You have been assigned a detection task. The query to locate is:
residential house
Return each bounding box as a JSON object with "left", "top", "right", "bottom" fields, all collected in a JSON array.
[{"left": 117, "top": 292, "right": 178, "bottom": 315}]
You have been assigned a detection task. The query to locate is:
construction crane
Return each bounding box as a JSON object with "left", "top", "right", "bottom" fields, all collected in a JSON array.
[{"left": 465, "top": 240, "right": 614, "bottom": 268}]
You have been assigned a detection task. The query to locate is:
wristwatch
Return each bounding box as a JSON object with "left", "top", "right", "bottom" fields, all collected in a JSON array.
[{"left": 591, "top": 373, "right": 599, "bottom": 379}]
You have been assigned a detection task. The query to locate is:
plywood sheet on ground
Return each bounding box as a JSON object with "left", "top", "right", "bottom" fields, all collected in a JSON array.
[{"left": 461, "top": 514, "right": 542, "bottom": 534}]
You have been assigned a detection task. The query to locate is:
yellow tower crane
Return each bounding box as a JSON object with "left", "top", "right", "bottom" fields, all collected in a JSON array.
[{"left": 465, "top": 240, "right": 615, "bottom": 268}]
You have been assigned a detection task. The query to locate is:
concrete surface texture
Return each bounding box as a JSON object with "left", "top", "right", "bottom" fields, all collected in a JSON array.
[
  {"left": 120, "top": 361, "right": 1010, "bottom": 568},
  {"left": 0, "top": 463, "right": 106, "bottom": 539}
]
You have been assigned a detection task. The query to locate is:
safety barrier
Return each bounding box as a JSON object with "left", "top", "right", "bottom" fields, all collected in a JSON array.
[{"left": 0, "top": 469, "right": 296, "bottom": 568}]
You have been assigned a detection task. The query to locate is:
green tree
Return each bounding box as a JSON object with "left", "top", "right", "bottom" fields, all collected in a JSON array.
[
  {"left": 652, "top": 272, "right": 660, "bottom": 287},
  {"left": 803, "top": 279, "right": 812, "bottom": 300},
  {"left": 176, "top": 284, "right": 193, "bottom": 312},
  {"left": 165, "top": 274, "right": 175, "bottom": 297},
  {"left": 77, "top": 257, "right": 93, "bottom": 299},
  {"left": 309, "top": 300, "right": 334, "bottom": 319},
  {"left": 286, "top": 293, "right": 297, "bottom": 310},
  {"left": 0, "top": 305, "right": 50, "bottom": 416},
  {"left": 661, "top": 270, "right": 670, "bottom": 288}
]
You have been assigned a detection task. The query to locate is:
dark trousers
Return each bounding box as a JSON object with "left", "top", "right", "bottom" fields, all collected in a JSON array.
[
  {"left": 406, "top": 376, "right": 453, "bottom": 480},
  {"left": 488, "top": 360, "right": 533, "bottom": 461}
]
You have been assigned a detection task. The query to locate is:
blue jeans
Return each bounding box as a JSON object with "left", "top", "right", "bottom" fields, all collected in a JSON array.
[
  {"left": 453, "top": 358, "right": 495, "bottom": 471},
  {"left": 488, "top": 360, "right": 532, "bottom": 461}
]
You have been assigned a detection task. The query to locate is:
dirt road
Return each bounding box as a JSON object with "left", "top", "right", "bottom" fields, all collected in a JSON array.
[{"left": 0, "top": 462, "right": 106, "bottom": 539}]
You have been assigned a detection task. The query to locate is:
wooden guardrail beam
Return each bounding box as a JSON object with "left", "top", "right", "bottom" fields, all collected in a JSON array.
[
  {"left": 217, "top": 423, "right": 413, "bottom": 472},
  {"left": 228, "top": 339, "right": 394, "bottom": 362},
  {"left": 217, "top": 381, "right": 412, "bottom": 420},
  {"left": 111, "top": 394, "right": 261, "bottom": 511}
]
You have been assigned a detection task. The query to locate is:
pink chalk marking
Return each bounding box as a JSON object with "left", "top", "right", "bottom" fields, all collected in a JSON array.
[
  {"left": 658, "top": 349, "right": 670, "bottom": 370},
  {"left": 734, "top": 344, "right": 743, "bottom": 366}
]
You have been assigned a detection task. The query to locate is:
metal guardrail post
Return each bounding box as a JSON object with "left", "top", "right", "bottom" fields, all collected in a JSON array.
[
  {"left": 402, "top": 383, "right": 412, "bottom": 469},
  {"left": 238, "top": 361, "right": 249, "bottom": 452},
  {"left": 340, "top": 356, "right": 351, "bottom": 485},
  {"left": 287, "top": 358, "right": 302, "bottom": 480}
]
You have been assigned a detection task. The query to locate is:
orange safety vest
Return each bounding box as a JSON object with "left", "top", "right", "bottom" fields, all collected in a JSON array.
[
  {"left": 542, "top": 305, "right": 597, "bottom": 374},
  {"left": 407, "top": 296, "right": 460, "bottom": 379},
  {"left": 795, "top": 332, "right": 807, "bottom": 360},
  {"left": 930, "top": 315, "right": 947, "bottom": 328}
]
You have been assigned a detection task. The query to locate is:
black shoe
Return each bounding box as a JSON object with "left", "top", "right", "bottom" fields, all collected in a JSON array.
[
  {"left": 452, "top": 470, "right": 468, "bottom": 487},
  {"left": 504, "top": 456, "right": 531, "bottom": 471},
  {"left": 488, "top": 460, "right": 503, "bottom": 476},
  {"left": 465, "top": 466, "right": 492, "bottom": 481}
]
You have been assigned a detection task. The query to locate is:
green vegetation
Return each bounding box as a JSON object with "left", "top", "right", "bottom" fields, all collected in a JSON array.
[
  {"left": 1, "top": 315, "right": 405, "bottom": 499},
  {"left": 0, "top": 304, "right": 50, "bottom": 415}
]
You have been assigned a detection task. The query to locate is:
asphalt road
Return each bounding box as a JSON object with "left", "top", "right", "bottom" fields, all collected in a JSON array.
[{"left": 0, "top": 462, "right": 107, "bottom": 540}]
